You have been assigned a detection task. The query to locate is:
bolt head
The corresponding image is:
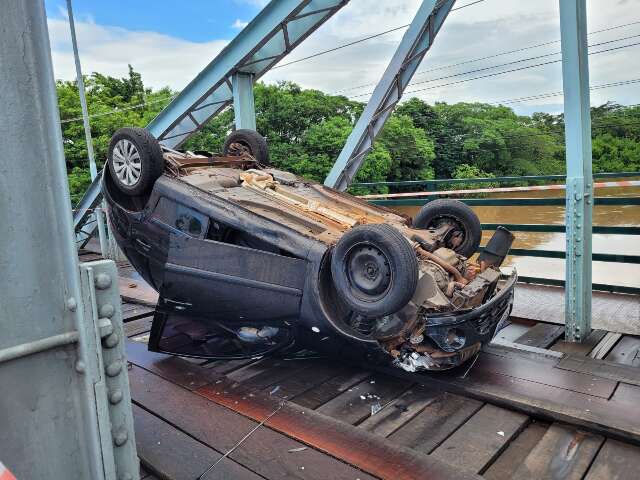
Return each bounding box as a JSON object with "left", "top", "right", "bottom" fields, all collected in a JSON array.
[
  {"left": 112, "top": 427, "right": 128, "bottom": 447},
  {"left": 109, "top": 388, "right": 123, "bottom": 405},
  {"left": 104, "top": 332, "right": 119, "bottom": 349},
  {"left": 106, "top": 360, "right": 122, "bottom": 377},
  {"left": 66, "top": 297, "right": 78, "bottom": 312},
  {"left": 95, "top": 273, "right": 112, "bottom": 290},
  {"left": 99, "top": 303, "right": 115, "bottom": 318},
  {"left": 75, "top": 360, "right": 86, "bottom": 374}
]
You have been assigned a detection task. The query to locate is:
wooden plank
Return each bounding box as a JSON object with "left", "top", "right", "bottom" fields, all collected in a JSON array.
[
  {"left": 202, "top": 358, "right": 259, "bottom": 375},
  {"left": 315, "top": 374, "right": 410, "bottom": 425},
  {"left": 512, "top": 423, "right": 604, "bottom": 480},
  {"left": 430, "top": 404, "right": 529, "bottom": 474},
  {"left": 358, "top": 386, "right": 440, "bottom": 437},
  {"left": 511, "top": 284, "right": 640, "bottom": 335},
  {"left": 133, "top": 404, "right": 261, "bottom": 480},
  {"left": 514, "top": 322, "right": 564, "bottom": 349},
  {"left": 234, "top": 358, "right": 312, "bottom": 391},
  {"left": 261, "top": 360, "right": 346, "bottom": 400},
  {"left": 130, "top": 365, "right": 378, "bottom": 480},
  {"left": 557, "top": 355, "right": 640, "bottom": 387},
  {"left": 472, "top": 351, "right": 618, "bottom": 399},
  {"left": 388, "top": 392, "right": 483, "bottom": 454},
  {"left": 606, "top": 335, "right": 640, "bottom": 366},
  {"left": 491, "top": 321, "right": 533, "bottom": 346},
  {"left": 119, "top": 276, "right": 158, "bottom": 306},
  {"left": 550, "top": 329, "right": 606, "bottom": 355},
  {"left": 291, "top": 368, "right": 370, "bottom": 409},
  {"left": 124, "top": 317, "right": 154, "bottom": 338},
  {"left": 126, "top": 340, "right": 221, "bottom": 390},
  {"left": 483, "top": 422, "right": 549, "bottom": 480},
  {"left": 196, "top": 378, "right": 481, "bottom": 480},
  {"left": 590, "top": 332, "right": 623, "bottom": 360},
  {"left": 584, "top": 438, "right": 640, "bottom": 479},
  {"left": 121, "top": 303, "right": 155, "bottom": 321}
]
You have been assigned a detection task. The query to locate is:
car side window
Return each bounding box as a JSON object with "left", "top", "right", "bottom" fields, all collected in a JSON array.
[{"left": 151, "top": 197, "right": 209, "bottom": 239}]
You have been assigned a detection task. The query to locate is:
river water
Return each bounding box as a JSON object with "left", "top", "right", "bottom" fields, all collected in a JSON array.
[{"left": 393, "top": 184, "right": 640, "bottom": 289}]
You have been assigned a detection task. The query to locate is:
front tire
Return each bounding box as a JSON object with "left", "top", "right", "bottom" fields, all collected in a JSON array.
[
  {"left": 331, "top": 224, "right": 418, "bottom": 318},
  {"left": 108, "top": 127, "right": 164, "bottom": 196}
]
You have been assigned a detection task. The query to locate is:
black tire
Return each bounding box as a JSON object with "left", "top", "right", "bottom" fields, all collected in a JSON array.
[
  {"left": 412, "top": 199, "right": 481, "bottom": 258},
  {"left": 331, "top": 224, "right": 418, "bottom": 317},
  {"left": 223, "top": 129, "right": 269, "bottom": 165},
  {"left": 107, "top": 127, "right": 164, "bottom": 196}
]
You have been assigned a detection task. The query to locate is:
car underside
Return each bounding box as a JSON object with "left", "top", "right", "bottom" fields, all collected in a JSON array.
[{"left": 103, "top": 127, "right": 517, "bottom": 372}]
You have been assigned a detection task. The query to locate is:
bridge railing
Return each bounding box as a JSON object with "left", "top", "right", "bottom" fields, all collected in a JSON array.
[{"left": 357, "top": 172, "right": 640, "bottom": 295}]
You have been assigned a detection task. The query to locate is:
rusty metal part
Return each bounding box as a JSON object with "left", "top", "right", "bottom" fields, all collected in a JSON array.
[
  {"left": 451, "top": 268, "right": 501, "bottom": 309},
  {"left": 415, "top": 246, "right": 468, "bottom": 285},
  {"left": 195, "top": 379, "right": 480, "bottom": 480}
]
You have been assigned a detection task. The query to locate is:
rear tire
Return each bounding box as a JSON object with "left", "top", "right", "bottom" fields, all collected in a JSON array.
[
  {"left": 413, "top": 199, "right": 481, "bottom": 258},
  {"left": 331, "top": 224, "right": 418, "bottom": 317},
  {"left": 108, "top": 127, "right": 164, "bottom": 196},
  {"left": 223, "top": 129, "right": 269, "bottom": 165}
]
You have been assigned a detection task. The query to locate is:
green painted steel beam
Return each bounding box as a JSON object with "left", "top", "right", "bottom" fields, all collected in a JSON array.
[
  {"left": 560, "top": 0, "right": 593, "bottom": 342},
  {"left": 517, "top": 277, "right": 640, "bottom": 296},
  {"left": 478, "top": 247, "right": 640, "bottom": 264},
  {"left": 369, "top": 196, "right": 640, "bottom": 207},
  {"left": 353, "top": 171, "right": 640, "bottom": 188},
  {"left": 480, "top": 224, "right": 640, "bottom": 235},
  {"left": 232, "top": 72, "right": 257, "bottom": 131}
]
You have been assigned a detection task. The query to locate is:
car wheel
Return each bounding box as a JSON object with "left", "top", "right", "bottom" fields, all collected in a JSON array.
[
  {"left": 108, "top": 127, "right": 164, "bottom": 196},
  {"left": 223, "top": 129, "right": 269, "bottom": 165},
  {"left": 331, "top": 224, "right": 418, "bottom": 317},
  {"left": 413, "top": 199, "right": 481, "bottom": 258}
]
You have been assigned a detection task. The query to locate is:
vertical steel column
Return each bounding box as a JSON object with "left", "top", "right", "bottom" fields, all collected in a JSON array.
[
  {"left": 560, "top": 0, "right": 593, "bottom": 341},
  {"left": 0, "top": 1, "right": 138, "bottom": 478},
  {"left": 232, "top": 72, "right": 257, "bottom": 130},
  {"left": 67, "top": 0, "right": 109, "bottom": 257}
]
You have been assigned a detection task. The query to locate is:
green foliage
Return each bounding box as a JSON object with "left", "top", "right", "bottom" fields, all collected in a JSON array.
[
  {"left": 67, "top": 166, "right": 92, "bottom": 205},
  {"left": 452, "top": 164, "right": 498, "bottom": 190},
  {"left": 58, "top": 67, "right": 639, "bottom": 205}
]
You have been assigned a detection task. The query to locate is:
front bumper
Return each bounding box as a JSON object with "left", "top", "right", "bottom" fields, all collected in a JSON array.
[{"left": 419, "top": 271, "right": 517, "bottom": 370}]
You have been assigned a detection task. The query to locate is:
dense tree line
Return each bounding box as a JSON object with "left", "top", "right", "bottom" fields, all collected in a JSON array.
[{"left": 57, "top": 67, "right": 640, "bottom": 204}]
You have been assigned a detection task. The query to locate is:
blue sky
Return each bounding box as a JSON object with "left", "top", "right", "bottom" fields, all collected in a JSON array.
[{"left": 45, "top": 0, "right": 261, "bottom": 42}]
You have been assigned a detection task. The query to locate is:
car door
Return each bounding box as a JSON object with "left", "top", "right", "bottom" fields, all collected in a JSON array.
[{"left": 146, "top": 201, "right": 309, "bottom": 359}]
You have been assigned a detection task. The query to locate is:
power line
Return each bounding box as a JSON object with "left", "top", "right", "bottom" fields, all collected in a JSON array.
[
  {"left": 272, "top": 0, "right": 486, "bottom": 70},
  {"left": 486, "top": 80, "right": 640, "bottom": 106},
  {"left": 349, "top": 40, "right": 640, "bottom": 99},
  {"left": 333, "top": 20, "right": 640, "bottom": 95},
  {"left": 60, "top": 94, "right": 177, "bottom": 125}
]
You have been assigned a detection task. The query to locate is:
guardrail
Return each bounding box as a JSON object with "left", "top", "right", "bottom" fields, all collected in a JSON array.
[{"left": 360, "top": 172, "right": 640, "bottom": 295}]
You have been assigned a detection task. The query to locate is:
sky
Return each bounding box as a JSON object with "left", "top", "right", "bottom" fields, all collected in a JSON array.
[{"left": 45, "top": 0, "right": 640, "bottom": 116}]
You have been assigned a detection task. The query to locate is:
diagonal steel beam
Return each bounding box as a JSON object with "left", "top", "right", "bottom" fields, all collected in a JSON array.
[
  {"left": 147, "top": 0, "right": 348, "bottom": 148},
  {"left": 325, "top": 0, "right": 454, "bottom": 191}
]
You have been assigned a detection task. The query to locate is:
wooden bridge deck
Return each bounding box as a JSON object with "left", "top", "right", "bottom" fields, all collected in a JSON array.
[{"left": 80, "top": 249, "right": 640, "bottom": 480}]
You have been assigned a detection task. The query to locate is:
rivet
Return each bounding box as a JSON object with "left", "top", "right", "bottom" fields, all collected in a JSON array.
[
  {"left": 109, "top": 388, "right": 123, "bottom": 405},
  {"left": 99, "top": 303, "right": 115, "bottom": 318},
  {"left": 113, "top": 427, "right": 128, "bottom": 446},
  {"left": 95, "top": 273, "right": 112, "bottom": 290},
  {"left": 106, "top": 360, "right": 122, "bottom": 377},
  {"left": 104, "top": 332, "right": 119, "bottom": 349},
  {"left": 98, "top": 318, "right": 114, "bottom": 338},
  {"left": 75, "top": 360, "right": 86, "bottom": 374},
  {"left": 66, "top": 297, "right": 77, "bottom": 312}
]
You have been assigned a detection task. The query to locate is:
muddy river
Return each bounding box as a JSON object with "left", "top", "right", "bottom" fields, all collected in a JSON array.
[{"left": 393, "top": 184, "right": 640, "bottom": 289}]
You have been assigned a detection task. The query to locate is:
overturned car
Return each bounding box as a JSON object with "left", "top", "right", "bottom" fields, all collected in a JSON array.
[{"left": 103, "top": 127, "right": 517, "bottom": 372}]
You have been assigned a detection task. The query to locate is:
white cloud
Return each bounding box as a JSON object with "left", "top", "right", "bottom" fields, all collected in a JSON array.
[
  {"left": 47, "top": 17, "right": 227, "bottom": 91},
  {"left": 232, "top": 19, "right": 249, "bottom": 29},
  {"left": 47, "top": 0, "right": 640, "bottom": 113}
]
